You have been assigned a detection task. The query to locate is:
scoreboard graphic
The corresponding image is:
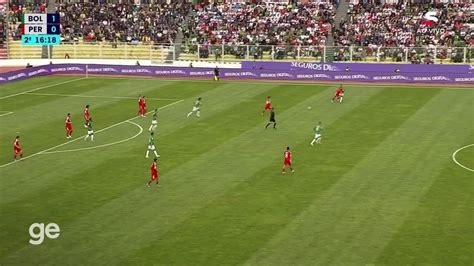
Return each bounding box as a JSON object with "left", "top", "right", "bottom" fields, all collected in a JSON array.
[{"left": 21, "top": 14, "right": 61, "bottom": 46}]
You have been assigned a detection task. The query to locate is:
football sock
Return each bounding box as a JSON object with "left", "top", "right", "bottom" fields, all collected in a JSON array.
[
  {"left": 154, "top": 151, "right": 159, "bottom": 157},
  {"left": 146, "top": 151, "right": 149, "bottom": 158}
]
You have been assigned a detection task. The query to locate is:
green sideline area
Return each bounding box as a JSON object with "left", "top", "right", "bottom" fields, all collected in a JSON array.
[{"left": 0, "top": 76, "right": 473, "bottom": 265}]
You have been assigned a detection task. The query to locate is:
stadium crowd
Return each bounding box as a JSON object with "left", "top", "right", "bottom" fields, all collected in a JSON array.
[
  {"left": 2, "top": 0, "right": 473, "bottom": 63},
  {"left": 184, "top": 1, "right": 336, "bottom": 46},
  {"left": 0, "top": 4, "right": 6, "bottom": 47},
  {"left": 334, "top": 1, "right": 473, "bottom": 47},
  {"left": 332, "top": 1, "right": 472, "bottom": 63},
  {"left": 56, "top": 1, "right": 190, "bottom": 44},
  {"left": 7, "top": 1, "right": 191, "bottom": 44}
]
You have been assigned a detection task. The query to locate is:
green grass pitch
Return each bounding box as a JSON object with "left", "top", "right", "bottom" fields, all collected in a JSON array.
[{"left": 0, "top": 76, "right": 473, "bottom": 265}]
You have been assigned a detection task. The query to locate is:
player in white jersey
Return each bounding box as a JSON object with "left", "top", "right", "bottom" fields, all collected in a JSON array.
[
  {"left": 149, "top": 109, "right": 158, "bottom": 132},
  {"left": 186, "top": 97, "right": 202, "bottom": 118},
  {"left": 84, "top": 118, "right": 94, "bottom": 141},
  {"left": 146, "top": 132, "right": 160, "bottom": 158},
  {"left": 310, "top": 121, "right": 322, "bottom": 146}
]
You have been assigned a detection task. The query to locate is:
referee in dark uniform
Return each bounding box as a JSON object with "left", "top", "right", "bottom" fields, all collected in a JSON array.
[
  {"left": 214, "top": 66, "right": 220, "bottom": 81},
  {"left": 265, "top": 108, "right": 276, "bottom": 129}
]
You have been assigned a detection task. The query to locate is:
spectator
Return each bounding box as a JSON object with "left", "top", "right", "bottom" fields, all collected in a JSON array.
[{"left": 184, "top": 1, "right": 336, "bottom": 46}]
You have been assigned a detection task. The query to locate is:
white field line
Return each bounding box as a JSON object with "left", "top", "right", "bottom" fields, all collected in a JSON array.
[
  {"left": 25, "top": 92, "right": 180, "bottom": 101},
  {"left": 452, "top": 144, "right": 474, "bottom": 172},
  {"left": 0, "top": 77, "right": 87, "bottom": 100},
  {"left": 0, "top": 99, "right": 184, "bottom": 168},
  {"left": 0, "top": 111, "right": 13, "bottom": 117},
  {"left": 42, "top": 120, "right": 143, "bottom": 154}
]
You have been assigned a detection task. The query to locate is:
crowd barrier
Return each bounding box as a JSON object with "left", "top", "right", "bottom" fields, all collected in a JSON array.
[{"left": 1, "top": 63, "right": 473, "bottom": 85}]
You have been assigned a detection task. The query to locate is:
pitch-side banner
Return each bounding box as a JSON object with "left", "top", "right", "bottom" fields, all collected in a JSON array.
[
  {"left": 1, "top": 64, "right": 473, "bottom": 84},
  {"left": 241, "top": 61, "right": 474, "bottom": 74}
]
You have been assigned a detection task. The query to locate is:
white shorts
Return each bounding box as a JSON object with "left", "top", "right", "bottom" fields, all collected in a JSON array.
[
  {"left": 315, "top": 133, "right": 321, "bottom": 139},
  {"left": 148, "top": 145, "right": 155, "bottom": 150},
  {"left": 87, "top": 130, "right": 94, "bottom": 135},
  {"left": 152, "top": 120, "right": 157, "bottom": 125},
  {"left": 192, "top": 107, "right": 200, "bottom": 112}
]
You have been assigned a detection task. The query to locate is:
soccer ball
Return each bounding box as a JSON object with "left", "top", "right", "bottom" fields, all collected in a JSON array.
[{"left": 307, "top": 106, "right": 312, "bottom": 110}]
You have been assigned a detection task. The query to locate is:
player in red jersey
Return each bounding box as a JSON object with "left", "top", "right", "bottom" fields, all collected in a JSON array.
[
  {"left": 147, "top": 158, "right": 160, "bottom": 187},
  {"left": 141, "top": 96, "right": 147, "bottom": 117},
  {"left": 332, "top": 85, "right": 345, "bottom": 103},
  {"left": 137, "top": 95, "right": 144, "bottom": 116},
  {"left": 13, "top": 135, "right": 23, "bottom": 160},
  {"left": 281, "top": 146, "right": 295, "bottom": 173},
  {"left": 65, "top": 113, "right": 73, "bottom": 138},
  {"left": 261, "top": 96, "right": 272, "bottom": 115},
  {"left": 83, "top": 105, "right": 90, "bottom": 127}
]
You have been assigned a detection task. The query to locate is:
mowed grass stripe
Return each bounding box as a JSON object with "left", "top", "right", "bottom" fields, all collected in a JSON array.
[
  {"left": 0, "top": 76, "right": 83, "bottom": 97},
  {"left": 245, "top": 89, "right": 473, "bottom": 265},
  {"left": 376, "top": 133, "right": 474, "bottom": 265},
  {"left": 1, "top": 84, "right": 335, "bottom": 264},
  {"left": 119, "top": 86, "right": 382, "bottom": 264},
  {"left": 126, "top": 87, "right": 435, "bottom": 265},
  {"left": 0, "top": 79, "right": 176, "bottom": 165},
  {"left": 1, "top": 77, "right": 471, "bottom": 265},
  {"left": 0, "top": 81, "right": 276, "bottom": 204},
  {"left": 0, "top": 80, "right": 264, "bottom": 202},
  {"left": 90, "top": 76, "right": 474, "bottom": 90},
  {"left": 0, "top": 82, "right": 288, "bottom": 263}
]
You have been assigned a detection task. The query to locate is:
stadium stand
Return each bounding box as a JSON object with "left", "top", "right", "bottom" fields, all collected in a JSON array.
[
  {"left": 2, "top": 0, "right": 473, "bottom": 63},
  {"left": 178, "top": 1, "right": 336, "bottom": 61},
  {"left": 184, "top": 1, "right": 336, "bottom": 45},
  {"left": 335, "top": 1, "right": 472, "bottom": 47},
  {"left": 56, "top": 1, "right": 190, "bottom": 44},
  {"left": 0, "top": 1, "right": 7, "bottom": 59},
  {"left": 332, "top": 1, "right": 473, "bottom": 63}
]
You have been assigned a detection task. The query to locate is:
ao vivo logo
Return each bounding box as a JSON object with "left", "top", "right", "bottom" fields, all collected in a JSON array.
[
  {"left": 28, "top": 223, "right": 60, "bottom": 245},
  {"left": 421, "top": 11, "right": 438, "bottom": 27},
  {"left": 423, "top": 11, "right": 439, "bottom": 22}
]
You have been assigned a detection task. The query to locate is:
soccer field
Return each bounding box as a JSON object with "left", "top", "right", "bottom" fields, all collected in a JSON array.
[{"left": 0, "top": 76, "right": 473, "bottom": 265}]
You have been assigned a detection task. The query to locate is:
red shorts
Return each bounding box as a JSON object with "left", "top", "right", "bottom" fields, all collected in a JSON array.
[
  {"left": 14, "top": 148, "right": 22, "bottom": 154},
  {"left": 264, "top": 103, "right": 271, "bottom": 110},
  {"left": 66, "top": 125, "right": 73, "bottom": 131},
  {"left": 84, "top": 117, "right": 90, "bottom": 122},
  {"left": 151, "top": 173, "right": 158, "bottom": 180},
  {"left": 284, "top": 160, "right": 291, "bottom": 166}
]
